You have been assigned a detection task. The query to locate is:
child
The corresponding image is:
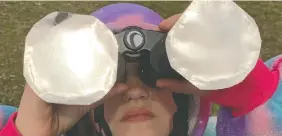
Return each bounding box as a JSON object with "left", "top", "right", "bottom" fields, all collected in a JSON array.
[{"left": 1, "top": 2, "right": 282, "bottom": 136}]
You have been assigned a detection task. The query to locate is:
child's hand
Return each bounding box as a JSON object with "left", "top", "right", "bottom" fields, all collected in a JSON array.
[
  {"left": 156, "top": 14, "right": 209, "bottom": 95},
  {"left": 156, "top": 79, "right": 207, "bottom": 95},
  {"left": 15, "top": 83, "right": 127, "bottom": 136},
  {"left": 158, "top": 14, "right": 182, "bottom": 32}
]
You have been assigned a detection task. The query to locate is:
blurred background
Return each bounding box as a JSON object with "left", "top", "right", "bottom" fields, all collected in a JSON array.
[{"left": 1, "top": 2, "right": 282, "bottom": 114}]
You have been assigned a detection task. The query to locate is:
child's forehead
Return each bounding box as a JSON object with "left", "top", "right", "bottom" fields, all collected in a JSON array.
[{"left": 106, "top": 14, "right": 158, "bottom": 31}]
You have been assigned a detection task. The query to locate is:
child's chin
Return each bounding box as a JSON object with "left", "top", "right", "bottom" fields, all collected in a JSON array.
[
  {"left": 118, "top": 130, "right": 159, "bottom": 136},
  {"left": 113, "top": 123, "right": 166, "bottom": 136}
]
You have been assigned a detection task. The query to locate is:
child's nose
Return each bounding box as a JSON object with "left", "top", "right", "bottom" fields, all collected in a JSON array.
[
  {"left": 124, "top": 63, "right": 142, "bottom": 87},
  {"left": 122, "top": 63, "right": 149, "bottom": 101},
  {"left": 122, "top": 87, "right": 149, "bottom": 102}
]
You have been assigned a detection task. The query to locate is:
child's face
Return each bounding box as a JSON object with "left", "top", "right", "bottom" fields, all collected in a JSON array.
[
  {"left": 102, "top": 16, "right": 177, "bottom": 136},
  {"left": 103, "top": 63, "right": 177, "bottom": 136}
]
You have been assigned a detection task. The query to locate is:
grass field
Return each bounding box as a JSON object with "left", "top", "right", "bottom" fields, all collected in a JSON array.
[{"left": 1, "top": 1, "right": 282, "bottom": 112}]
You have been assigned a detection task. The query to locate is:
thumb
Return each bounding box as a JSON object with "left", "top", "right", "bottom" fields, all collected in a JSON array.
[
  {"left": 94, "top": 83, "right": 128, "bottom": 107},
  {"left": 54, "top": 83, "right": 128, "bottom": 132},
  {"left": 108, "top": 83, "right": 128, "bottom": 96},
  {"left": 60, "top": 83, "right": 128, "bottom": 113},
  {"left": 156, "top": 79, "right": 200, "bottom": 94},
  {"left": 158, "top": 13, "right": 182, "bottom": 32},
  {"left": 73, "top": 83, "right": 128, "bottom": 114}
]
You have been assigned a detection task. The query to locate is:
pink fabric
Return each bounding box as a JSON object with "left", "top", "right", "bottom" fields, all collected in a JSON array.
[
  {"left": 247, "top": 105, "right": 276, "bottom": 136},
  {"left": 106, "top": 14, "right": 157, "bottom": 30},
  {"left": 0, "top": 112, "right": 21, "bottom": 136},
  {"left": 0, "top": 59, "right": 279, "bottom": 135},
  {"left": 271, "top": 56, "right": 282, "bottom": 71},
  {"left": 205, "top": 59, "right": 279, "bottom": 117}
]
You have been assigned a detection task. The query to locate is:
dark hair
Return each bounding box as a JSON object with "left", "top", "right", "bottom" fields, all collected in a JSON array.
[{"left": 66, "top": 93, "right": 191, "bottom": 136}]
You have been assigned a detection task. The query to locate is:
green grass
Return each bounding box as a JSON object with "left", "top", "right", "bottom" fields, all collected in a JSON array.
[{"left": 1, "top": 2, "right": 282, "bottom": 110}]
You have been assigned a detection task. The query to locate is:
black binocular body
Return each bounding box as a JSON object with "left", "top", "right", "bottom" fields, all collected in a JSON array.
[{"left": 115, "top": 26, "right": 184, "bottom": 87}]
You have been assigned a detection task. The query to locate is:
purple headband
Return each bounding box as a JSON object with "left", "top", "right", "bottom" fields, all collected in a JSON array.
[{"left": 91, "top": 3, "right": 164, "bottom": 29}]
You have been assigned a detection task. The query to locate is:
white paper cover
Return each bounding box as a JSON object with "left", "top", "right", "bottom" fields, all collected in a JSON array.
[
  {"left": 166, "top": 0, "right": 261, "bottom": 90},
  {"left": 23, "top": 12, "right": 119, "bottom": 105}
]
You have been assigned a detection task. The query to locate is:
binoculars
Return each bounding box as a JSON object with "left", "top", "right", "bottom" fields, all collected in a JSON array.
[
  {"left": 115, "top": 26, "right": 184, "bottom": 87},
  {"left": 23, "top": 1, "right": 261, "bottom": 105}
]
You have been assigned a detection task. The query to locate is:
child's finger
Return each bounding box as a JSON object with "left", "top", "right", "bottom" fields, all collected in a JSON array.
[
  {"left": 158, "top": 13, "right": 182, "bottom": 31},
  {"left": 156, "top": 79, "right": 201, "bottom": 94}
]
